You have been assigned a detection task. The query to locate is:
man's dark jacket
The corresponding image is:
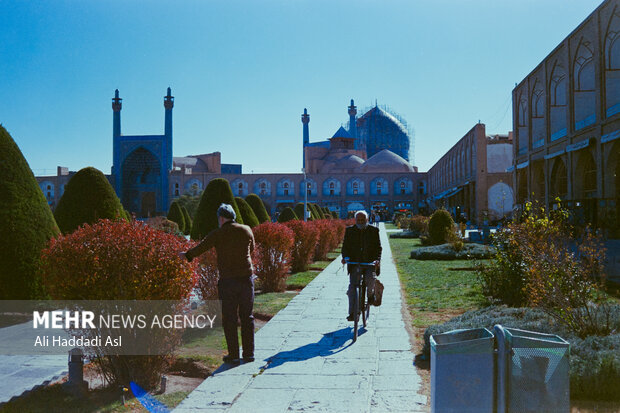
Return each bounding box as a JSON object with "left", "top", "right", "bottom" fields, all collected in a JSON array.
[
  {"left": 185, "top": 221, "right": 255, "bottom": 279},
  {"left": 341, "top": 225, "right": 382, "bottom": 274}
]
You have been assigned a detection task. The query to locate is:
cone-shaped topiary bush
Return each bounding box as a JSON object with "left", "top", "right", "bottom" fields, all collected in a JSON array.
[
  {"left": 235, "top": 197, "right": 259, "bottom": 228},
  {"left": 314, "top": 203, "right": 326, "bottom": 219},
  {"left": 309, "top": 203, "right": 321, "bottom": 220},
  {"left": 294, "top": 202, "right": 310, "bottom": 221},
  {"left": 246, "top": 193, "right": 270, "bottom": 223},
  {"left": 191, "top": 178, "right": 243, "bottom": 240},
  {"left": 277, "top": 207, "right": 298, "bottom": 223},
  {"left": 0, "top": 125, "right": 60, "bottom": 299},
  {"left": 167, "top": 201, "right": 186, "bottom": 234},
  {"left": 54, "top": 167, "right": 125, "bottom": 234},
  {"left": 180, "top": 205, "right": 192, "bottom": 235},
  {"left": 428, "top": 208, "right": 455, "bottom": 245}
]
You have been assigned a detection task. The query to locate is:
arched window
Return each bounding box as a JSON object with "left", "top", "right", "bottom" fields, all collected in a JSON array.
[
  {"left": 549, "top": 61, "right": 568, "bottom": 140},
  {"left": 605, "top": 8, "right": 620, "bottom": 116},
  {"left": 573, "top": 39, "right": 596, "bottom": 130},
  {"left": 531, "top": 79, "right": 546, "bottom": 147}
]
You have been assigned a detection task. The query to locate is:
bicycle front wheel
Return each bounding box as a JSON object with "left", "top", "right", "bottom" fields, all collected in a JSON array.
[
  {"left": 353, "top": 284, "right": 360, "bottom": 342},
  {"left": 361, "top": 282, "right": 367, "bottom": 328}
]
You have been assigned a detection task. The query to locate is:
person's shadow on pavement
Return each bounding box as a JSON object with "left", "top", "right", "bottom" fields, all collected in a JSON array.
[{"left": 264, "top": 326, "right": 364, "bottom": 370}]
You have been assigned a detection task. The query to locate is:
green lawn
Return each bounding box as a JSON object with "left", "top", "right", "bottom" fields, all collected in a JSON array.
[
  {"left": 388, "top": 237, "right": 487, "bottom": 328},
  {"left": 384, "top": 222, "right": 398, "bottom": 230}
]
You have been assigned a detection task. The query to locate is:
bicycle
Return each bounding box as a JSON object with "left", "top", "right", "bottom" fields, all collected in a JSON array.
[{"left": 343, "top": 259, "right": 376, "bottom": 342}]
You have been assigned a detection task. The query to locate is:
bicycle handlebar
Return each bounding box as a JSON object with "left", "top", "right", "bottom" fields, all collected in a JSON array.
[{"left": 343, "top": 260, "right": 376, "bottom": 266}]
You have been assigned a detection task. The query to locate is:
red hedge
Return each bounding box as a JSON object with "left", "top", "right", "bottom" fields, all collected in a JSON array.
[
  {"left": 252, "top": 222, "right": 294, "bottom": 292},
  {"left": 285, "top": 220, "right": 319, "bottom": 272},
  {"left": 193, "top": 248, "right": 219, "bottom": 301},
  {"left": 39, "top": 219, "right": 199, "bottom": 389},
  {"left": 40, "top": 219, "right": 197, "bottom": 300},
  {"left": 312, "top": 219, "right": 346, "bottom": 261}
]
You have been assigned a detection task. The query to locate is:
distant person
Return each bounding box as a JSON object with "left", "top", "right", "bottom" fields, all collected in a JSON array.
[
  {"left": 179, "top": 204, "right": 256, "bottom": 365},
  {"left": 341, "top": 210, "right": 382, "bottom": 321}
]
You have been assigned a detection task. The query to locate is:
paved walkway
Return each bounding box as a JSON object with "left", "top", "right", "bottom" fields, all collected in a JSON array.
[
  {"left": 0, "top": 320, "right": 68, "bottom": 404},
  {"left": 175, "top": 223, "right": 426, "bottom": 412}
]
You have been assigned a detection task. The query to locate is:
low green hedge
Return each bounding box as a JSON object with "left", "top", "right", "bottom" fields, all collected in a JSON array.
[
  {"left": 423, "top": 305, "right": 620, "bottom": 401},
  {"left": 410, "top": 243, "right": 495, "bottom": 260}
]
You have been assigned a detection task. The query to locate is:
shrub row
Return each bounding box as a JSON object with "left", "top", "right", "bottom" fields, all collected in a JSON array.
[{"left": 252, "top": 219, "right": 346, "bottom": 292}]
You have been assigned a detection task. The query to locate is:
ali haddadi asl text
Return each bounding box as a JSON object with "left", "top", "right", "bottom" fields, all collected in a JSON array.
[{"left": 34, "top": 335, "right": 121, "bottom": 347}]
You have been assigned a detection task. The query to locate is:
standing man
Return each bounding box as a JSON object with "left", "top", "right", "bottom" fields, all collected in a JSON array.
[
  {"left": 341, "top": 210, "right": 382, "bottom": 321},
  {"left": 179, "top": 204, "right": 255, "bottom": 364}
]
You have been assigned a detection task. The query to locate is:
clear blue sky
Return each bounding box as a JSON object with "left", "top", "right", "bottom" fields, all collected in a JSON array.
[{"left": 0, "top": 0, "right": 603, "bottom": 175}]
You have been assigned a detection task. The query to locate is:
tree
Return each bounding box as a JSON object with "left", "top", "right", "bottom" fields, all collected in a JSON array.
[
  {"left": 235, "top": 197, "right": 259, "bottom": 228},
  {"left": 0, "top": 125, "right": 60, "bottom": 299},
  {"left": 313, "top": 203, "right": 326, "bottom": 219},
  {"left": 191, "top": 178, "right": 243, "bottom": 240},
  {"left": 245, "top": 193, "right": 271, "bottom": 223},
  {"left": 176, "top": 191, "right": 202, "bottom": 221},
  {"left": 309, "top": 203, "right": 321, "bottom": 220},
  {"left": 428, "top": 208, "right": 455, "bottom": 245},
  {"left": 277, "top": 207, "right": 298, "bottom": 223},
  {"left": 54, "top": 167, "right": 126, "bottom": 234},
  {"left": 167, "top": 201, "right": 186, "bottom": 234},
  {"left": 294, "top": 202, "right": 309, "bottom": 221},
  {"left": 180, "top": 205, "right": 192, "bottom": 235}
]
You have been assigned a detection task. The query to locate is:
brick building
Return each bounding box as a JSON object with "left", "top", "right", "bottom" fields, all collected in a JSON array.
[
  {"left": 427, "top": 123, "right": 513, "bottom": 224},
  {"left": 511, "top": 0, "right": 620, "bottom": 231}
]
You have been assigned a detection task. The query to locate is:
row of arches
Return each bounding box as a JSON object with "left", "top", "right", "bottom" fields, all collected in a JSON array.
[
  {"left": 517, "top": 6, "right": 620, "bottom": 153},
  {"left": 516, "top": 144, "right": 619, "bottom": 203},
  {"left": 429, "top": 136, "right": 475, "bottom": 193},
  {"left": 172, "top": 176, "right": 427, "bottom": 198}
]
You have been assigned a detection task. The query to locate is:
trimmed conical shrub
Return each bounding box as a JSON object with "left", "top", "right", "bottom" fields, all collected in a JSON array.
[
  {"left": 54, "top": 167, "right": 125, "bottom": 234},
  {"left": 245, "top": 194, "right": 270, "bottom": 223},
  {"left": 314, "top": 203, "right": 326, "bottom": 219},
  {"left": 0, "top": 125, "right": 60, "bottom": 299},
  {"left": 180, "top": 205, "right": 192, "bottom": 235},
  {"left": 167, "top": 201, "right": 186, "bottom": 234},
  {"left": 428, "top": 208, "right": 455, "bottom": 245},
  {"left": 235, "top": 197, "right": 259, "bottom": 228},
  {"left": 308, "top": 203, "right": 320, "bottom": 220},
  {"left": 191, "top": 178, "right": 243, "bottom": 240},
  {"left": 277, "top": 207, "right": 298, "bottom": 223},
  {"left": 294, "top": 202, "right": 309, "bottom": 221}
]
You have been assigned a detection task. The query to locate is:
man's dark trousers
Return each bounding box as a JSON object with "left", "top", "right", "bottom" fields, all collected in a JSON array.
[{"left": 218, "top": 277, "right": 254, "bottom": 359}]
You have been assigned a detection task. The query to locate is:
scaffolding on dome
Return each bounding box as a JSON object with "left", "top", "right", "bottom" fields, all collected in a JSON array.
[{"left": 347, "top": 104, "right": 415, "bottom": 165}]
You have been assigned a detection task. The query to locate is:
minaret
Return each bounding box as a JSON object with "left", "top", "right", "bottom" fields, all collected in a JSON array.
[
  {"left": 164, "top": 87, "right": 174, "bottom": 171},
  {"left": 112, "top": 89, "right": 122, "bottom": 186},
  {"left": 301, "top": 108, "right": 309, "bottom": 169},
  {"left": 113, "top": 89, "right": 122, "bottom": 138},
  {"left": 348, "top": 99, "right": 357, "bottom": 148}
]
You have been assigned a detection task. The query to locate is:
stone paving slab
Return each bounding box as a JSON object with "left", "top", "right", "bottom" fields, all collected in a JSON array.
[{"left": 174, "top": 223, "right": 426, "bottom": 412}]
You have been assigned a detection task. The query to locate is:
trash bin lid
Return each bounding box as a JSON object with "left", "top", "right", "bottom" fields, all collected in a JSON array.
[{"left": 430, "top": 328, "right": 494, "bottom": 354}]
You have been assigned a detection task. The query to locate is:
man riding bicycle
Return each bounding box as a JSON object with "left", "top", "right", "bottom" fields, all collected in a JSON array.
[{"left": 341, "top": 210, "right": 382, "bottom": 321}]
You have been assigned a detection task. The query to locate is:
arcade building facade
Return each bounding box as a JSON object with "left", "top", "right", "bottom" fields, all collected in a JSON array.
[{"left": 511, "top": 0, "right": 620, "bottom": 232}]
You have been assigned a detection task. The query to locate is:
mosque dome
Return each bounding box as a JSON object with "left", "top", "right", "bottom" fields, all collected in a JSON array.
[
  {"left": 322, "top": 154, "right": 365, "bottom": 173},
  {"left": 358, "top": 149, "right": 414, "bottom": 173},
  {"left": 356, "top": 106, "right": 411, "bottom": 161}
]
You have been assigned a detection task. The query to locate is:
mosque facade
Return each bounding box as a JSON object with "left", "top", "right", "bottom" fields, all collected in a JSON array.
[{"left": 37, "top": 91, "right": 427, "bottom": 219}]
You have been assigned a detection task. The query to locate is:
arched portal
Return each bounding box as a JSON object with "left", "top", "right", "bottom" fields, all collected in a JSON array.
[
  {"left": 121, "top": 147, "right": 161, "bottom": 217},
  {"left": 549, "top": 158, "right": 568, "bottom": 200}
]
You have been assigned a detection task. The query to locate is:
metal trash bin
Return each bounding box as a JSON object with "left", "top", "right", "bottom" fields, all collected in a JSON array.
[
  {"left": 494, "top": 325, "right": 570, "bottom": 413},
  {"left": 430, "top": 328, "right": 495, "bottom": 413}
]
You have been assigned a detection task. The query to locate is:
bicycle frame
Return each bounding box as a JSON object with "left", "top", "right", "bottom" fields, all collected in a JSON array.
[{"left": 344, "top": 260, "right": 375, "bottom": 342}]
